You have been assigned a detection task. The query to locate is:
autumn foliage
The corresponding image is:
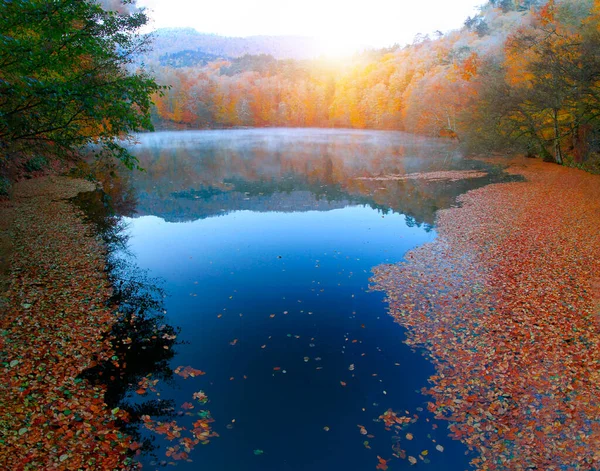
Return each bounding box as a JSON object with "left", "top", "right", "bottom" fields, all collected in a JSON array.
[
  {"left": 149, "top": 0, "right": 600, "bottom": 169},
  {"left": 371, "top": 159, "right": 600, "bottom": 468}
]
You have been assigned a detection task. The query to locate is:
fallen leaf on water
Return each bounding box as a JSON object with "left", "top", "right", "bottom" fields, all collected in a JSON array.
[
  {"left": 174, "top": 366, "right": 206, "bottom": 379},
  {"left": 376, "top": 456, "right": 389, "bottom": 470}
]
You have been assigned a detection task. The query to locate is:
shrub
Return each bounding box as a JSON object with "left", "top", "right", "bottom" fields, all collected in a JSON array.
[
  {"left": 24, "top": 155, "right": 48, "bottom": 172},
  {"left": 0, "top": 176, "right": 10, "bottom": 196}
]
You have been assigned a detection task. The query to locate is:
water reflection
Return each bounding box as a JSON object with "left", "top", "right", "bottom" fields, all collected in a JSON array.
[
  {"left": 74, "top": 129, "right": 520, "bottom": 470},
  {"left": 71, "top": 183, "right": 180, "bottom": 455},
  {"left": 124, "top": 128, "right": 519, "bottom": 226}
]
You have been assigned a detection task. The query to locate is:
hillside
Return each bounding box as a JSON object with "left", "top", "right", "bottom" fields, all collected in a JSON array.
[
  {"left": 148, "top": 0, "right": 600, "bottom": 171},
  {"left": 141, "top": 28, "right": 332, "bottom": 64}
]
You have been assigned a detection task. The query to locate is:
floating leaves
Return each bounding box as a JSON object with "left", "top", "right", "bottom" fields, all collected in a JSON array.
[
  {"left": 375, "top": 456, "right": 389, "bottom": 470},
  {"left": 192, "top": 390, "right": 209, "bottom": 404},
  {"left": 174, "top": 366, "right": 206, "bottom": 379},
  {"left": 378, "top": 409, "right": 412, "bottom": 431},
  {"left": 371, "top": 160, "right": 600, "bottom": 469}
]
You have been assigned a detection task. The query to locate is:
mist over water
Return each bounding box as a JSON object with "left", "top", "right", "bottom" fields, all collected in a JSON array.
[{"left": 113, "top": 129, "right": 515, "bottom": 470}]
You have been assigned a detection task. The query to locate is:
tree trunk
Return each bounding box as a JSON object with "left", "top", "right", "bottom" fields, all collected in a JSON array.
[{"left": 553, "top": 109, "right": 563, "bottom": 164}]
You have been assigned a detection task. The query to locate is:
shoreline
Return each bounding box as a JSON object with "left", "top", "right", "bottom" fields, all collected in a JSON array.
[
  {"left": 1, "top": 158, "right": 599, "bottom": 469},
  {"left": 0, "top": 177, "right": 135, "bottom": 469},
  {"left": 372, "top": 158, "right": 600, "bottom": 468}
]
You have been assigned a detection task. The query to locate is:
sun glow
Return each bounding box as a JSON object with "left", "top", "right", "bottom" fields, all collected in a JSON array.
[{"left": 138, "top": 0, "right": 483, "bottom": 51}]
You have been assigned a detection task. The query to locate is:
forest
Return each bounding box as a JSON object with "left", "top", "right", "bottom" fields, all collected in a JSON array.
[{"left": 147, "top": 0, "right": 600, "bottom": 169}]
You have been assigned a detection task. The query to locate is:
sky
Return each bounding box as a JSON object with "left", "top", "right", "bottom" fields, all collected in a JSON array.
[{"left": 137, "top": 0, "right": 485, "bottom": 54}]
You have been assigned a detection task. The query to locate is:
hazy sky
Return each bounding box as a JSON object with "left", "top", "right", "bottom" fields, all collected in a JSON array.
[{"left": 137, "top": 0, "right": 485, "bottom": 53}]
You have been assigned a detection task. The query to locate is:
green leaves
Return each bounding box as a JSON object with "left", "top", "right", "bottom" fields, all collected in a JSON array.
[{"left": 0, "top": 0, "right": 162, "bottom": 166}]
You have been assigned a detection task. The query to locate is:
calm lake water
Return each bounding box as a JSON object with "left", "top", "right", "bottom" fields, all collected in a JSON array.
[{"left": 92, "top": 129, "right": 517, "bottom": 470}]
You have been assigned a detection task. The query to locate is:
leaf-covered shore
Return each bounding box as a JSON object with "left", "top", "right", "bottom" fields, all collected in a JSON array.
[
  {"left": 372, "top": 158, "right": 600, "bottom": 469},
  {"left": 0, "top": 177, "right": 135, "bottom": 470}
]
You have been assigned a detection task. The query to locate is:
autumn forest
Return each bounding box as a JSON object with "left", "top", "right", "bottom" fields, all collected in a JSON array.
[
  {"left": 149, "top": 0, "right": 600, "bottom": 169},
  {"left": 2, "top": 1, "right": 600, "bottom": 470}
]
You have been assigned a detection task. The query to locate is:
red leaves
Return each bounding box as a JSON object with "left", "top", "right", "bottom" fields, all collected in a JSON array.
[
  {"left": 0, "top": 178, "right": 134, "bottom": 470},
  {"left": 371, "top": 159, "right": 600, "bottom": 469},
  {"left": 378, "top": 409, "right": 412, "bottom": 430},
  {"left": 375, "top": 456, "right": 389, "bottom": 470},
  {"left": 192, "top": 390, "right": 209, "bottom": 403},
  {"left": 0, "top": 178, "right": 218, "bottom": 469},
  {"left": 174, "top": 365, "right": 206, "bottom": 379}
]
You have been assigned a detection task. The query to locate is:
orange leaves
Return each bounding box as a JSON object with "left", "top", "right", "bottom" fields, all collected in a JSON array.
[
  {"left": 375, "top": 456, "right": 389, "bottom": 470},
  {"left": 174, "top": 365, "right": 206, "bottom": 379},
  {"left": 0, "top": 178, "right": 135, "bottom": 470},
  {"left": 136, "top": 375, "right": 159, "bottom": 395},
  {"left": 378, "top": 409, "right": 412, "bottom": 430},
  {"left": 192, "top": 390, "right": 209, "bottom": 403},
  {"left": 459, "top": 52, "right": 478, "bottom": 81},
  {"left": 538, "top": 0, "right": 556, "bottom": 26},
  {"left": 371, "top": 158, "right": 600, "bottom": 469}
]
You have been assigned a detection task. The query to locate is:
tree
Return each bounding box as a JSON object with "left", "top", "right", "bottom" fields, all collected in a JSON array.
[
  {"left": 0, "top": 0, "right": 163, "bottom": 169},
  {"left": 499, "top": 0, "right": 600, "bottom": 163}
]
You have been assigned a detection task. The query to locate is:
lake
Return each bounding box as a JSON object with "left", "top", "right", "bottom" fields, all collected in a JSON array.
[{"left": 84, "top": 129, "right": 516, "bottom": 470}]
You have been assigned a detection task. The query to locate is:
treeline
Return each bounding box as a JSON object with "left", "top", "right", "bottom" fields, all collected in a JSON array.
[{"left": 151, "top": 0, "right": 600, "bottom": 168}]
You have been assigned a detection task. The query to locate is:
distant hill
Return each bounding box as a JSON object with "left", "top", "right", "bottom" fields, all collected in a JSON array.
[
  {"left": 141, "top": 28, "right": 329, "bottom": 64},
  {"left": 158, "top": 49, "right": 225, "bottom": 68}
]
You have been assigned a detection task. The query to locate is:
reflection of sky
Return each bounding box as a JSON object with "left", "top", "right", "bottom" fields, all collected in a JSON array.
[
  {"left": 124, "top": 129, "right": 509, "bottom": 226},
  {"left": 125, "top": 206, "right": 434, "bottom": 278},
  {"left": 124, "top": 204, "right": 473, "bottom": 470}
]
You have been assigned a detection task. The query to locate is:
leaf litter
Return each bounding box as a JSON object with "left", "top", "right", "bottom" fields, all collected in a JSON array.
[{"left": 371, "top": 159, "right": 600, "bottom": 469}]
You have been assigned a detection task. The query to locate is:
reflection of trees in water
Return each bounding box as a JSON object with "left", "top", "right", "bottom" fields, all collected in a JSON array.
[
  {"left": 71, "top": 179, "right": 180, "bottom": 455},
  {"left": 121, "top": 132, "right": 520, "bottom": 227}
]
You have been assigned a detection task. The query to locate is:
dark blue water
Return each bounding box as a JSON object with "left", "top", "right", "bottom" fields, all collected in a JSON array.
[{"left": 104, "top": 129, "right": 515, "bottom": 470}]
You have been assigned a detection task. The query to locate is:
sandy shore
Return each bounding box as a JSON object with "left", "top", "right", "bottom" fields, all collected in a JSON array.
[
  {"left": 0, "top": 177, "right": 134, "bottom": 470},
  {"left": 372, "top": 158, "right": 600, "bottom": 469}
]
